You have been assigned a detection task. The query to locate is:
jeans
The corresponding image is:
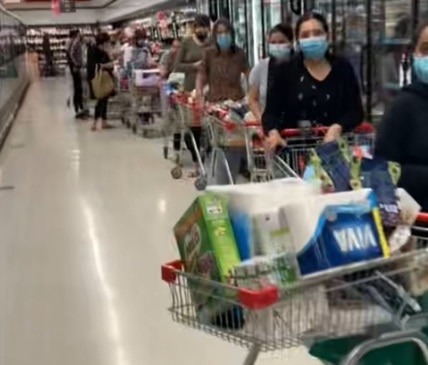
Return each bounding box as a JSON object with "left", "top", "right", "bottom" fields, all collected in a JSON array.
[
  {"left": 71, "top": 69, "right": 83, "bottom": 113},
  {"left": 213, "top": 147, "right": 246, "bottom": 185},
  {"left": 95, "top": 97, "right": 109, "bottom": 120}
]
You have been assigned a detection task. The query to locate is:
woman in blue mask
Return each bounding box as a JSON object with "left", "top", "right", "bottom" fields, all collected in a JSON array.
[
  {"left": 196, "top": 18, "right": 250, "bottom": 184},
  {"left": 376, "top": 21, "right": 428, "bottom": 211},
  {"left": 248, "top": 23, "right": 294, "bottom": 121},
  {"left": 262, "top": 12, "right": 364, "bottom": 151}
]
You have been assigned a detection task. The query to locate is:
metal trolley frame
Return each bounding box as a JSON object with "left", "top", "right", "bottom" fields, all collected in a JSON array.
[{"left": 162, "top": 214, "right": 428, "bottom": 365}]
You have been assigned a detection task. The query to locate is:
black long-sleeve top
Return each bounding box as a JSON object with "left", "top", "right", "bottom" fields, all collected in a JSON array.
[
  {"left": 262, "top": 55, "right": 364, "bottom": 133},
  {"left": 375, "top": 82, "right": 428, "bottom": 212}
]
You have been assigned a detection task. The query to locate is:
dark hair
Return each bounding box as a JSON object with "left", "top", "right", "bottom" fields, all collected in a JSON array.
[
  {"left": 69, "top": 29, "right": 79, "bottom": 39},
  {"left": 412, "top": 19, "right": 428, "bottom": 51},
  {"left": 269, "top": 23, "right": 294, "bottom": 43},
  {"left": 194, "top": 14, "right": 210, "bottom": 28},
  {"left": 295, "top": 11, "right": 329, "bottom": 38},
  {"left": 163, "top": 38, "right": 180, "bottom": 47},
  {"left": 213, "top": 17, "right": 237, "bottom": 53},
  {"left": 134, "top": 28, "right": 147, "bottom": 41},
  {"left": 96, "top": 32, "right": 110, "bottom": 46}
]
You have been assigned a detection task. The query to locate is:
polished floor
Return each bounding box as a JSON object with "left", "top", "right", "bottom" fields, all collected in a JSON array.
[{"left": 0, "top": 79, "right": 322, "bottom": 365}]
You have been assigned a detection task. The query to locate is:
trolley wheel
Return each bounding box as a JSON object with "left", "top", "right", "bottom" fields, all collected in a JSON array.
[
  {"left": 132, "top": 124, "right": 137, "bottom": 134},
  {"left": 194, "top": 177, "right": 207, "bottom": 191},
  {"left": 163, "top": 146, "right": 169, "bottom": 160},
  {"left": 171, "top": 167, "right": 183, "bottom": 180}
]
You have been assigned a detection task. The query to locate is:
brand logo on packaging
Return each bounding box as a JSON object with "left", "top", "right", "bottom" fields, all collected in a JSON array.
[{"left": 333, "top": 224, "right": 378, "bottom": 253}]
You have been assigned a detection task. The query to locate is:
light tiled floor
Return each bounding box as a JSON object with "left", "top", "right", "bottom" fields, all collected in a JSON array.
[{"left": 0, "top": 79, "right": 322, "bottom": 365}]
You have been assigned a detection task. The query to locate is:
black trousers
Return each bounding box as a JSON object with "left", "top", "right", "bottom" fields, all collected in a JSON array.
[
  {"left": 71, "top": 70, "right": 84, "bottom": 113},
  {"left": 184, "top": 127, "right": 202, "bottom": 163},
  {"left": 94, "top": 97, "right": 109, "bottom": 120}
]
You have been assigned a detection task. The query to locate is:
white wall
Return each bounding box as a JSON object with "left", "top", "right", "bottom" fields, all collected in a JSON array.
[{"left": 12, "top": 9, "right": 102, "bottom": 25}]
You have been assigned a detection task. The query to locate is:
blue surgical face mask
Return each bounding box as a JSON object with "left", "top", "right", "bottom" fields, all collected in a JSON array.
[
  {"left": 216, "top": 33, "right": 232, "bottom": 49},
  {"left": 413, "top": 55, "right": 428, "bottom": 84},
  {"left": 299, "top": 36, "right": 328, "bottom": 60},
  {"left": 268, "top": 43, "right": 291, "bottom": 59}
]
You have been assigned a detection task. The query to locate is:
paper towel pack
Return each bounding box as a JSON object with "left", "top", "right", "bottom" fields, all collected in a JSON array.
[{"left": 281, "top": 189, "right": 389, "bottom": 275}]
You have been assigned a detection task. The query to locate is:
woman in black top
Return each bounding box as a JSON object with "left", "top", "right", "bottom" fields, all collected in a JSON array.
[
  {"left": 92, "top": 32, "right": 115, "bottom": 131},
  {"left": 262, "top": 12, "right": 364, "bottom": 150},
  {"left": 376, "top": 21, "right": 428, "bottom": 211}
]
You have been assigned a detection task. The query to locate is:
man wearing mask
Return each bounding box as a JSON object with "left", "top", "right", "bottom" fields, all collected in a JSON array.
[{"left": 173, "top": 14, "right": 212, "bottom": 177}]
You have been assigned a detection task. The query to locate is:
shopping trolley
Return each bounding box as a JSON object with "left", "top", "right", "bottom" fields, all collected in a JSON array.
[
  {"left": 266, "top": 123, "right": 375, "bottom": 180},
  {"left": 130, "top": 69, "right": 163, "bottom": 137},
  {"left": 167, "top": 93, "right": 208, "bottom": 191},
  {"left": 108, "top": 68, "right": 132, "bottom": 125},
  {"left": 206, "top": 113, "right": 263, "bottom": 184},
  {"left": 162, "top": 213, "right": 428, "bottom": 365}
]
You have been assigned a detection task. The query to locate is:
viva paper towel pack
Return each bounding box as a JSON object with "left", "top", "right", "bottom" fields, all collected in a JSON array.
[{"left": 281, "top": 189, "right": 389, "bottom": 275}]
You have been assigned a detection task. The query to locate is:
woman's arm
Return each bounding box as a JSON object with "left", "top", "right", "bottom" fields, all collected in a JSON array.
[
  {"left": 262, "top": 62, "right": 288, "bottom": 134},
  {"left": 337, "top": 59, "right": 364, "bottom": 132},
  {"left": 247, "top": 63, "right": 263, "bottom": 120}
]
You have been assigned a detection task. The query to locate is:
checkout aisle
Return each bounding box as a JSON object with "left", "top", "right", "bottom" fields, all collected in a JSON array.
[{"left": 0, "top": 79, "right": 322, "bottom": 365}]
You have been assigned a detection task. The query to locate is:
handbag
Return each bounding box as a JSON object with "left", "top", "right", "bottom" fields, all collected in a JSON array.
[{"left": 91, "top": 66, "right": 114, "bottom": 100}]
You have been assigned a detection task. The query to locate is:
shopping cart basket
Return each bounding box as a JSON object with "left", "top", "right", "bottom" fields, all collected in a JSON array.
[
  {"left": 206, "top": 113, "right": 262, "bottom": 184},
  {"left": 130, "top": 69, "right": 162, "bottom": 137},
  {"left": 168, "top": 93, "right": 208, "bottom": 191},
  {"left": 269, "top": 123, "right": 375, "bottom": 179},
  {"left": 162, "top": 214, "right": 428, "bottom": 365}
]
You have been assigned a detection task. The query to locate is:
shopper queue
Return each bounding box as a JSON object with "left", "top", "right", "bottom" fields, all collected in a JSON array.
[{"left": 63, "top": 11, "right": 428, "bottom": 214}]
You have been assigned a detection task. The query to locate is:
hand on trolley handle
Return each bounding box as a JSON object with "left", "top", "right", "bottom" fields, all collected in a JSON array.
[{"left": 263, "top": 122, "right": 374, "bottom": 152}]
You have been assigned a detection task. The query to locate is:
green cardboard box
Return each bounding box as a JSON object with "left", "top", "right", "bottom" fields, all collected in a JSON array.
[{"left": 174, "top": 194, "right": 241, "bottom": 320}]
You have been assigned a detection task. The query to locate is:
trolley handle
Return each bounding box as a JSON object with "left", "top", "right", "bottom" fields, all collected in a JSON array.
[
  {"left": 416, "top": 212, "right": 428, "bottom": 223},
  {"left": 280, "top": 122, "right": 374, "bottom": 138}
]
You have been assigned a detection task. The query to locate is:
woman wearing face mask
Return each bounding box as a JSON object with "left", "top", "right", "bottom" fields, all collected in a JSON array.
[
  {"left": 263, "top": 12, "right": 364, "bottom": 151},
  {"left": 248, "top": 23, "right": 294, "bottom": 121},
  {"left": 174, "top": 14, "right": 212, "bottom": 177},
  {"left": 376, "top": 21, "right": 428, "bottom": 211},
  {"left": 196, "top": 17, "right": 250, "bottom": 184}
]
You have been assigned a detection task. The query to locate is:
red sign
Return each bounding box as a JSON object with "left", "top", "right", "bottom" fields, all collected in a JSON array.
[{"left": 51, "top": 0, "right": 59, "bottom": 15}]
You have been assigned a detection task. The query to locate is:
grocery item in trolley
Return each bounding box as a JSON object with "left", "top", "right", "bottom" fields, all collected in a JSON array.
[
  {"left": 173, "top": 194, "right": 242, "bottom": 325},
  {"left": 133, "top": 69, "right": 160, "bottom": 87}
]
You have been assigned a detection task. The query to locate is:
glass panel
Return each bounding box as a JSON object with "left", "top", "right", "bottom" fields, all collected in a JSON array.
[
  {"left": 230, "top": 0, "right": 250, "bottom": 60},
  {"left": 0, "top": 7, "right": 28, "bottom": 140}
]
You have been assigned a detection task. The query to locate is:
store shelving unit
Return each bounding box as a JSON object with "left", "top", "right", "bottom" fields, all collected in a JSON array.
[{"left": 26, "top": 25, "right": 95, "bottom": 76}]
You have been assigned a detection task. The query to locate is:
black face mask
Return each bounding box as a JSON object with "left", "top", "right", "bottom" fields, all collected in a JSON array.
[{"left": 196, "top": 32, "right": 208, "bottom": 42}]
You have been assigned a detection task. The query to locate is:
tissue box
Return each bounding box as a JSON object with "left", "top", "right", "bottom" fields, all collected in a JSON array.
[
  {"left": 174, "top": 194, "right": 241, "bottom": 319},
  {"left": 282, "top": 189, "right": 389, "bottom": 275}
]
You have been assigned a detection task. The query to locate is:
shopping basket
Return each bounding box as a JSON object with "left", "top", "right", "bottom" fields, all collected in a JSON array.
[{"left": 162, "top": 213, "right": 428, "bottom": 365}]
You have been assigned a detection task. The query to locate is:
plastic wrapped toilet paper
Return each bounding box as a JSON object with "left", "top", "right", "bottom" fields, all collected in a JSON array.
[{"left": 207, "top": 179, "right": 321, "bottom": 260}]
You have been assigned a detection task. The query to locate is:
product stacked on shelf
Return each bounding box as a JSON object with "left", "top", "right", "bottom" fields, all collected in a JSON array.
[
  {"left": 127, "top": 9, "right": 195, "bottom": 42},
  {"left": 26, "top": 26, "right": 95, "bottom": 76}
]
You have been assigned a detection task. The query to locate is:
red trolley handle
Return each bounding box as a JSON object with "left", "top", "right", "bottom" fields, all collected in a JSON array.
[
  {"left": 220, "top": 120, "right": 261, "bottom": 131},
  {"left": 161, "top": 259, "right": 278, "bottom": 310},
  {"left": 280, "top": 122, "right": 374, "bottom": 138},
  {"left": 417, "top": 212, "right": 428, "bottom": 223}
]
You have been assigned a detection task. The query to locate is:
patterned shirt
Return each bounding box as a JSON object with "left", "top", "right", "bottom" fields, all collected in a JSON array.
[
  {"left": 202, "top": 47, "right": 249, "bottom": 102},
  {"left": 69, "top": 39, "right": 83, "bottom": 69}
]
